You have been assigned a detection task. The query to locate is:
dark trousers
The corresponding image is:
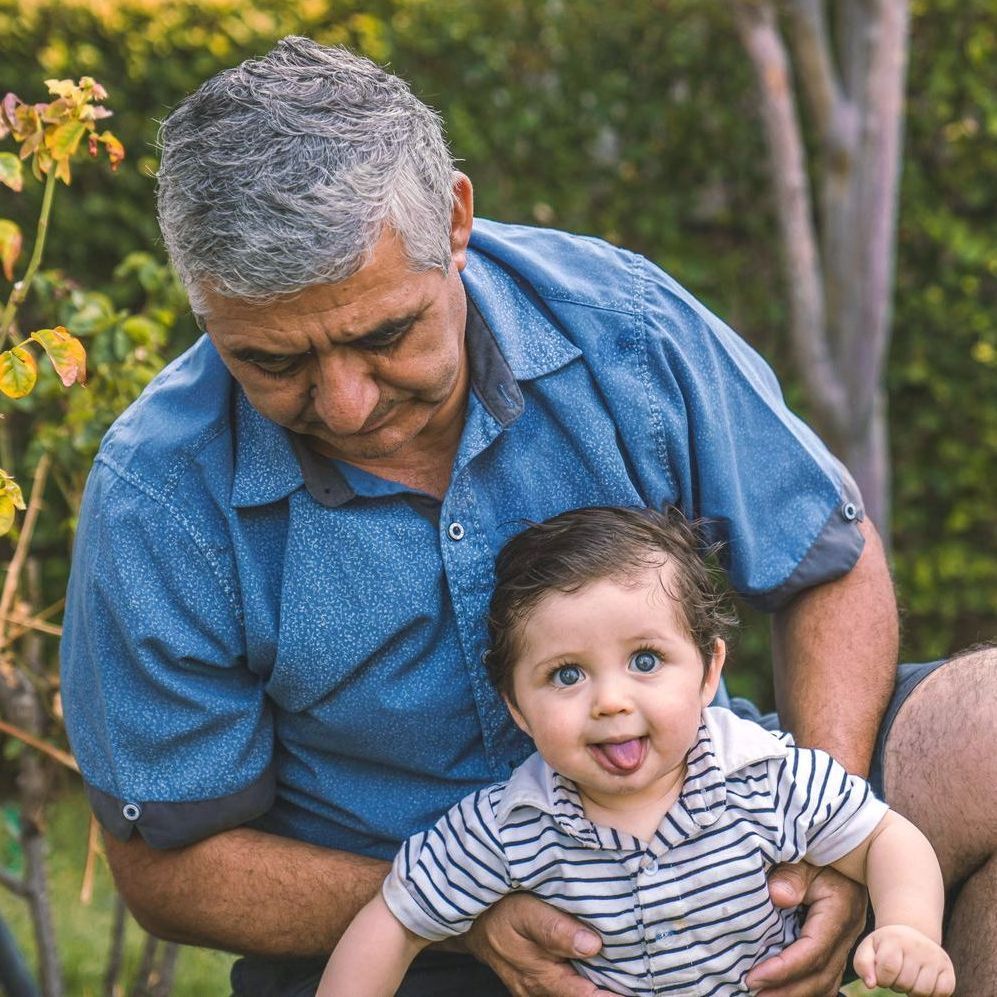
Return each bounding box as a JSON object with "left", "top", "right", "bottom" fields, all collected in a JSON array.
[{"left": 230, "top": 950, "right": 511, "bottom": 997}]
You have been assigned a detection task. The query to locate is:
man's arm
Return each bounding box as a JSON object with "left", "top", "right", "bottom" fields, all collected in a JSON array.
[
  {"left": 771, "top": 517, "right": 898, "bottom": 774},
  {"left": 104, "top": 827, "right": 388, "bottom": 956},
  {"left": 746, "top": 517, "right": 899, "bottom": 996}
]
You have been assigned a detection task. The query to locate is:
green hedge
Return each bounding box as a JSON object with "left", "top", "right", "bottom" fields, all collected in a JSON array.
[{"left": 0, "top": 0, "right": 993, "bottom": 695}]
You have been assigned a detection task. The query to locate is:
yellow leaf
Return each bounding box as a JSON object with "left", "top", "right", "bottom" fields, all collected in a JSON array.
[
  {"left": 0, "top": 495, "right": 15, "bottom": 536},
  {"left": 44, "top": 79, "right": 78, "bottom": 100},
  {"left": 46, "top": 119, "right": 87, "bottom": 160},
  {"left": 0, "top": 219, "right": 21, "bottom": 281},
  {"left": 0, "top": 152, "right": 22, "bottom": 192},
  {"left": 0, "top": 471, "right": 25, "bottom": 510},
  {"left": 0, "top": 347, "right": 38, "bottom": 398},
  {"left": 94, "top": 130, "right": 125, "bottom": 170},
  {"left": 30, "top": 326, "right": 87, "bottom": 386}
]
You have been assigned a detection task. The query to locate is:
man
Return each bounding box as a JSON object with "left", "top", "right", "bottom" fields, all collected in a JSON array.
[{"left": 62, "top": 36, "right": 994, "bottom": 997}]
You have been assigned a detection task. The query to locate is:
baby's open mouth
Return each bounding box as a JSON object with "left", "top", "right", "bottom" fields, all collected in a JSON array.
[{"left": 589, "top": 736, "right": 648, "bottom": 775}]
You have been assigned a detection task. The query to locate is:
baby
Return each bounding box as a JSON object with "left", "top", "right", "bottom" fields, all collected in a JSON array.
[{"left": 319, "top": 506, "right": 955, "bottom": 996}]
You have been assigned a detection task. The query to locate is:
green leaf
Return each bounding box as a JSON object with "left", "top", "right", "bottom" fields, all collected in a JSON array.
[
  {"left": 30, "top": 326, "right": 87, "bottom": 386},
  {"left": 0, "top": 152, "right": 22, "bottom": 192},
  {"left": 0, "top": 347, "right": 37, "bottom": 398},
  {"left": 0, "top": 219, "right": 22, "bottom": 281},
  {"left": 46, "top": 119, "right": 87, "bottom": 161}
]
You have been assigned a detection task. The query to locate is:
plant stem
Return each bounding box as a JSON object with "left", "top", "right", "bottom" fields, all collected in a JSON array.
[
  {"left": 0, "top": 453, "right": 51, "bottom": 641},
  {"left": 0, "top": 168, "right": 58, "bottom": 344}
]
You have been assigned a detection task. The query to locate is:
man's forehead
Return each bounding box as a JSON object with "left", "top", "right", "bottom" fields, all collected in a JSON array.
[{"left": 195, "top": 229, "right": 439, "bottom": 328}]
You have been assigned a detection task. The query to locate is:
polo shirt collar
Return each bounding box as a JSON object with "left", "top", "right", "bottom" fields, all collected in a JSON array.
[{"left": 495, "top": 707, "right": 788, "bottom": 843}]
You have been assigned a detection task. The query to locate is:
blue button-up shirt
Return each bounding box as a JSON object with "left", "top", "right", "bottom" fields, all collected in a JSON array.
[{"left": 61, "top": 219, "right": 863, "bottom": 857}]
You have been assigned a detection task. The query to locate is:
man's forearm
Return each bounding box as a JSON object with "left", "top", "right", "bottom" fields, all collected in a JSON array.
[
  {"left": 104, "top": 825, "right": 389, "bottom": 957},
  {"left": 771, "top": 518, "right": 898, "bottom": 775}
]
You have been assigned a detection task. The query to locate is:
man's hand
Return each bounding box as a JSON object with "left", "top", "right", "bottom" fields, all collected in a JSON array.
[
  {"left": 463, "top": 893, "right": 615, "bottom": 997},
  {"left": 745, "top": 862, "right": 867, "bottom": 997}
]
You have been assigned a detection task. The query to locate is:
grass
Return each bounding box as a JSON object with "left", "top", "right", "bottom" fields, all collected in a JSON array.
[
  {"left": 843, "top": 983, "right": 903, "bottom": 997},
  {"left": 0, "top": 785, "right": 232, "bottom": 995}
]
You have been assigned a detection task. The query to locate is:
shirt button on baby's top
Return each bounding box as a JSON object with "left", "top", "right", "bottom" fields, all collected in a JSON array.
[
  {"left": 447, "top": 522, "right": 465, "bottom": 541},
  {"left": 640, "top": 856, "right": 659, "bottom": 875}
]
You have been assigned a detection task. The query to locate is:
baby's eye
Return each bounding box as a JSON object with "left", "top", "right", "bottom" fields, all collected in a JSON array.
[
  {"left": 629, "top": 650, "right": 662, "bottom": 674},
  {"left": 551, "top": 664, "right": 583, "bottom": 688}
]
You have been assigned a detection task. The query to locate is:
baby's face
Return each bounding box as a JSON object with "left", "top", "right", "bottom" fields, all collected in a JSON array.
[{"left": 505, "top": 564, "right": 724, "bottom": 817}]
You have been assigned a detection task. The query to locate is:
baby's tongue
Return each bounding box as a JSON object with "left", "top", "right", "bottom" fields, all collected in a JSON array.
[{"left": 598, "top": 738, "right": 643, "bottom": 771}]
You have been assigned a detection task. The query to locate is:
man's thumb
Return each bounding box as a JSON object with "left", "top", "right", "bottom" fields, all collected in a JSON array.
[
  {"left": 533, "top": 909, "right": 602, "bottom": 958},
  {"left": 766, "top": 862, "right": 816, "bottom": 908}
]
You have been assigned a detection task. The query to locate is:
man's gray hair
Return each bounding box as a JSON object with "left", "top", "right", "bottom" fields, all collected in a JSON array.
[{"left": 156, "top": 36, "right": 457, "bottom": 311}]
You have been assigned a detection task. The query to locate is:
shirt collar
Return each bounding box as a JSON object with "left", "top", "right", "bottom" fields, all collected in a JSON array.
[
  {"left": 230, "top": 390, "right": 305, "bottom": 509},
  {"left": 495, "top": 707, "right": 787, "bottom": 842},
  {"left": 462, "top": 237, "right": 582, "bottom": 382}
]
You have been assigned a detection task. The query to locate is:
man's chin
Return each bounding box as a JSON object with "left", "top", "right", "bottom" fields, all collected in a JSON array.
[{"left": 303, "top": 426, "right": 412, "bottom": 463}]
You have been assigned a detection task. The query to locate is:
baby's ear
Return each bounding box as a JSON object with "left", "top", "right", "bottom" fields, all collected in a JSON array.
[
  {"left": 700, "top": 638, "right": 726, "bottom": 705},
  {"left": 503, "top": 694, "right": 532, "bottom": 737}
]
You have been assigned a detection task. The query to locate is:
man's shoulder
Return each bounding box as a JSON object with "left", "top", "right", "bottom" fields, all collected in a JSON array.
[
  {"left": 95, "top": 336, "right": 235, "bottom": 498},
  {"left": 468, "top": 218, "right": 645, "bottom": 315}
]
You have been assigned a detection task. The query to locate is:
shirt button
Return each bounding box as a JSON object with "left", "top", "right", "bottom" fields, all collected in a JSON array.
[
  {"left": 447, "top": 522, "right": 465, "bottom": 541},
  {"left": 640, "top": 856, "right": 659, "bottom": 875},
  {"left": 122, "top": 802, "right": 142, "bottom": 822},
  {"left": 841, "top": 501, "right": 858, "bottom": 521}
]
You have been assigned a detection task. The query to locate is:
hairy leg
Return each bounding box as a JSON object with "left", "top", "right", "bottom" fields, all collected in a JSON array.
[{"left": 883, "top": 646, "right": 997, "bottom": 994}]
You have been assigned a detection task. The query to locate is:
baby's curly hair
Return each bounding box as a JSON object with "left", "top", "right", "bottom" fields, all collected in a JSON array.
[{"left": 485, "top": 506, "right": 738, "bottom": 701}]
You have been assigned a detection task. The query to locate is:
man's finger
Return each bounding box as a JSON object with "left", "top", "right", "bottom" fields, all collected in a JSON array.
[
  {"left": 521, "top": 904, "right": 601, "bottom": 960},
  {"left": 765, "top": 860, "right": 820, "bottom": 908}
]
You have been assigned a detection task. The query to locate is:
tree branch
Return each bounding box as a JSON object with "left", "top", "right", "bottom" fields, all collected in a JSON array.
[
  {"left": 0, "top": 453, "right": 51, "bottom": 635},
  {"left": 846, "top": 0, "right": 910, "bottom": 421},
  {"left": 733, "top": 1, "right": 849, "bottom": 439},
  {"left": 0, "top": 867, "right": 29, "bottom": 897},
  {"left": 0, "top": 716, "right": 78, "bottom": 771},
  {"left": 786, "top": 0, "right": 856, "bottom": 164}
]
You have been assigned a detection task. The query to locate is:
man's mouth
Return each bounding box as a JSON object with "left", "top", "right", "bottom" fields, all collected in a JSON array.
[{"left": 588, "top": 736, "right": 648, "bottom": 775}]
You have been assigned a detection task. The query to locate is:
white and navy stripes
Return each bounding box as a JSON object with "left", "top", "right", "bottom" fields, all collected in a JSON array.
[{"left": 382, "top": 707, "right": 888, "bottom": 996}]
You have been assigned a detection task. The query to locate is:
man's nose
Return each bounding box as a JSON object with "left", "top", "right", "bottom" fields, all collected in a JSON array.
[
  {"left": 590, "top": 676, "right": 634, "bottom": 718},
  {"left": 310, "top": 352, "right": 379, "bottom": 434}
]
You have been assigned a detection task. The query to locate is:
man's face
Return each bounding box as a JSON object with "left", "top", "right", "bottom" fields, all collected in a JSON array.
[{"left": 199, "top": 227, "right": 470, "bottom": 465}]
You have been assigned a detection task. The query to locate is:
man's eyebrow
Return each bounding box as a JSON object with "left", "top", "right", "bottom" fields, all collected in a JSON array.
[
  {"left": 230, "top": 345, "right": 301, "bottom": 363},
  {"left": 346, "top": 305, "right": 428, "bottom": 345}
]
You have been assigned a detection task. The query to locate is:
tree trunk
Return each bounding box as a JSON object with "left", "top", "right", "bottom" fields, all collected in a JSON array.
[{"left": 733, "top": 0, "right": 910, "bottom": 539}]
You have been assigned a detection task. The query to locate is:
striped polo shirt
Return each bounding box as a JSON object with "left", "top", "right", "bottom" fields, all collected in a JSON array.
[{"left": 382, "top": 707, "right": 888, "bottom": 996}]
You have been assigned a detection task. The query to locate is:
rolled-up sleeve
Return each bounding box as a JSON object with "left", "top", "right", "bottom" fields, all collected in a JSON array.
[
  {"left": 61, "top": 457, "right": 274, "bottom": 849},
  {"left": 637, "top": 263, "right": 865, "bottom": 610},
  {"left": 382, "top": 788, "right": 512, "bottom": 941}
]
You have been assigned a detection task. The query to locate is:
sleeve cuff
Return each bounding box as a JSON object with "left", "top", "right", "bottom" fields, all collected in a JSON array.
[
  {"left": 806, "top": 795, "right": 890, "bottom": 867},
  {"left": 745, "top": 473, "right": 866, "bottom": 613},
  {"left": 381, "top": 867, "right": 461, "bottom": 943},
  {"left": 84, "top": 766, "right": 276, "bottom": 849}
]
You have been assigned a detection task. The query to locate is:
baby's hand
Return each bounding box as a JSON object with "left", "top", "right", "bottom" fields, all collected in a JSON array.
[{"left": 853, "top": 924, "right": 955, "bottom": 996}]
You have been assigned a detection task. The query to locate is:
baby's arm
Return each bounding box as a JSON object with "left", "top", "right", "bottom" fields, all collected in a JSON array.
[
  {"left": 831, "top": 810, "right": 955, "bottom": 996},
  {"left": 317, "top": 891, "right": 430, "bottom": 997}
]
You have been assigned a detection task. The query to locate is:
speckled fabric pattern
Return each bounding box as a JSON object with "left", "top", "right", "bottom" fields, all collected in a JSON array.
[{"left": 60, "top": 219, "right": 864, "bottom": 857}]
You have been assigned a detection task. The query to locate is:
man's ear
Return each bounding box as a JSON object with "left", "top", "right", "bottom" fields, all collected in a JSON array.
[
  {"left": 449, "top": 172, "right": 474, "bottom": 272},
  {"left": 700, "top": 638, "right": 726, "bottom": 707},
  {"left": 503, "top": 693, "right": 532, "bottom": 737}
]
